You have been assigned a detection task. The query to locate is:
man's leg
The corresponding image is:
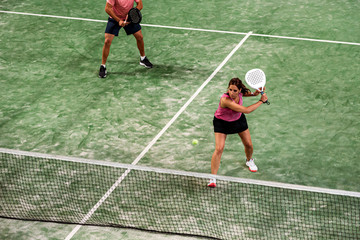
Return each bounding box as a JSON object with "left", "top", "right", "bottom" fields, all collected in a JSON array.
[
  {"left": 102, "top": 33, "right": 115, "bottom": 65},
  {"left": 133, "top": 30, "right": 145, "bottom": 57},
  {"left": 133, "top": 30, "right": 153, "bottom": 68},
  {"left": 99, "top": 33, "right": 115, "bottom": 78}
]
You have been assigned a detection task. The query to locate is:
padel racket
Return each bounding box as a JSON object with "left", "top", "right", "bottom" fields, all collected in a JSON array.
[
  {"left": 245, "top": 68, "right": 270, "bottom": 105},
  {"left": 126, "top": 8, "right": 142, "bottom": 24}
]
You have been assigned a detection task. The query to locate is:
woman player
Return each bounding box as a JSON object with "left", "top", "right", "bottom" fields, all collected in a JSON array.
[{"left": 208, "top": 78, "right": 268, "bottom": 187}]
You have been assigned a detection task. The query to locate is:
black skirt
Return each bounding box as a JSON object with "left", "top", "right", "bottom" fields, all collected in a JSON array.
[{"left": 213, "top": 114, "right": 248, "bottom": 134}]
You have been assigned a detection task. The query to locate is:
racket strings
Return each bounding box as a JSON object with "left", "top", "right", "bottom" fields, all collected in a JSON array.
[
  {"left": 247, "top": 71, "right": 265, "bottom": 86},
  {"left": 128, "top": 9, "right": 141, "bottom": 23},
  {"left": 130, "top": 12, "right": 140, "bottom": 22}
]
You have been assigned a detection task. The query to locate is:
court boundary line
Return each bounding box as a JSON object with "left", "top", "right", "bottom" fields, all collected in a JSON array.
[
  {"left": 61, "top": 31, "right": 253, "bottom": 240},
  {"left": 1, "top": 10, "right": 359, "bottom": 46}
]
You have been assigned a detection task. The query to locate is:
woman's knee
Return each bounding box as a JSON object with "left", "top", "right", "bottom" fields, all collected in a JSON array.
[
  {"left": 244, "top": 141, "right": 253, "bottom": 150},
  {"left": 215, "top": 145, "right": 225, "bottom": 155}
]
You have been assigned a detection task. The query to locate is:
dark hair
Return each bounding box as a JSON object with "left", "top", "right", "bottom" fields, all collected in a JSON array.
[{"left": 228, "top": 78, "right": 250, "bottom": 94}]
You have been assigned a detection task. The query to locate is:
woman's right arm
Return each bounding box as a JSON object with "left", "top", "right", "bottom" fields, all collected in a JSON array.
[{"left": 221, "top": 94, "right": 268, "bottom": 114}]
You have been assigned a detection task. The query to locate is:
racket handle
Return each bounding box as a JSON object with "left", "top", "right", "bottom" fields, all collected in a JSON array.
[{"left": 260, "top": 91, "right": 270, "bottom": 105}]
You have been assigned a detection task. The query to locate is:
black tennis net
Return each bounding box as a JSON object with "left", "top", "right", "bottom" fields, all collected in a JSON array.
[{"left": 1, "top": 148, "right": 359, "bottom": 239}]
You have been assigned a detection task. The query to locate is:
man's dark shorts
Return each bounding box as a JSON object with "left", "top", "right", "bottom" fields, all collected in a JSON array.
[{"left": 105, "top": 17, "right": 141, "bottom": 36}]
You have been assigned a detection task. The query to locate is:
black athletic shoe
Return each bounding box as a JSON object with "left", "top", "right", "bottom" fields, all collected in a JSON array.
[
  {"left": 99, "top": 65, "right": 107, "bottom": 78},
  {"left": 140, "top": 57, "right": 153, "bottom": 68}
]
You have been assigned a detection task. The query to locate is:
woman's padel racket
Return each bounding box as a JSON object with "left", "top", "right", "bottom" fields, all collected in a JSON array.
[
  {"left": 245, "top": 69, "right": 270, "bottom": 105},
  {"left": 126, "top": 8, "right": 142, "bottom": 24}
]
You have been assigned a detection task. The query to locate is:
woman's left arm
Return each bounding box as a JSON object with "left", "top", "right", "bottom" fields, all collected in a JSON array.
[{"left": 243, "top": 89, "right": 261, "bottom": 97}]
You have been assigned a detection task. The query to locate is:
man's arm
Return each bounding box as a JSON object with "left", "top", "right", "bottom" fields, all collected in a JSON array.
[
  {"left": 105, "top": 2, "right": 121, "bottom": 22},
  {"left": 136, "top": 0, "right": 143, "bottom": 11},
  {"left": 105, "top": 2, "right": 129, "bottom": 26}
]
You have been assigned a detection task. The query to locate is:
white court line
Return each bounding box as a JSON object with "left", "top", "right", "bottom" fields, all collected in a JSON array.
[
  {"left": 1, "top": 10, "right": 360, "bottom": 46},
  {"left": 64, "top": 31, "right": 253, "bottom": 240},
  {"left": 0, "top": 10, "right": 106, "bottom": 23}
]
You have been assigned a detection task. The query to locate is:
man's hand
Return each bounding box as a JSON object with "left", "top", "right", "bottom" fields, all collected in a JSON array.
[
  {"left": 119, "top": 19, "right": 130, "bottom": 27},
  {"left": 119, "top": 15, "right": 131, "bottom": 27}
]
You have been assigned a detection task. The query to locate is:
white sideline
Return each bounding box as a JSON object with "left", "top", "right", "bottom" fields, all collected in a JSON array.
[
  {"left": 63, "top": 31, "right": 253, "bottom": 240},
  {"left": 1, "top": 10, "right": 360, "bottom": 46}
]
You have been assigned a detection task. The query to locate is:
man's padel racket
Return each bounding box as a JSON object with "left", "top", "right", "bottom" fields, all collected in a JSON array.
[
  {"left": 126, "top": 8, "right": 142, "bottom": 24},
  {"left": 245, "top": 69, "right": 270, "bottom": 105}
]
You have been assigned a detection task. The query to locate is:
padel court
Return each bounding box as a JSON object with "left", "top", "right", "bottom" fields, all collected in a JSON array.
[{"left": 1, "top": 0, "right": 359, "bottom": 239}]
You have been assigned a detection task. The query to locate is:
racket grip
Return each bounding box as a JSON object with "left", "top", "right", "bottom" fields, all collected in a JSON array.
[{"left": 260, "top": 91, "right": 270, "bottom": 105}]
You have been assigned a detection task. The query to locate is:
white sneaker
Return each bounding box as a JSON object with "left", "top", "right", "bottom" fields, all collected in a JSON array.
[
  {"left": 246, "top": 159, "right": 258, "bottom": 172},
  {"left": 207, "top": 178, "right": 216, "bottom": 188}
]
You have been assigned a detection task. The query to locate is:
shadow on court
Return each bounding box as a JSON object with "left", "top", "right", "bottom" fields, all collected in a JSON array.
[{"left": 107, "top": 61, "right": 210, "bottom": 78}]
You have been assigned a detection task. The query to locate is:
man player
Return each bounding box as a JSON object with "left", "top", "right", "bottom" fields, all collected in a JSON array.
[{"left": 99, "top": 0, "right": 153, "bottom": 78}]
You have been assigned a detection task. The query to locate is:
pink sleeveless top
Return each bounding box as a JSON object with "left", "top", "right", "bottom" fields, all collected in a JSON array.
[{"left": 214, "top": 93, "right": 243, "bottom": 122}]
